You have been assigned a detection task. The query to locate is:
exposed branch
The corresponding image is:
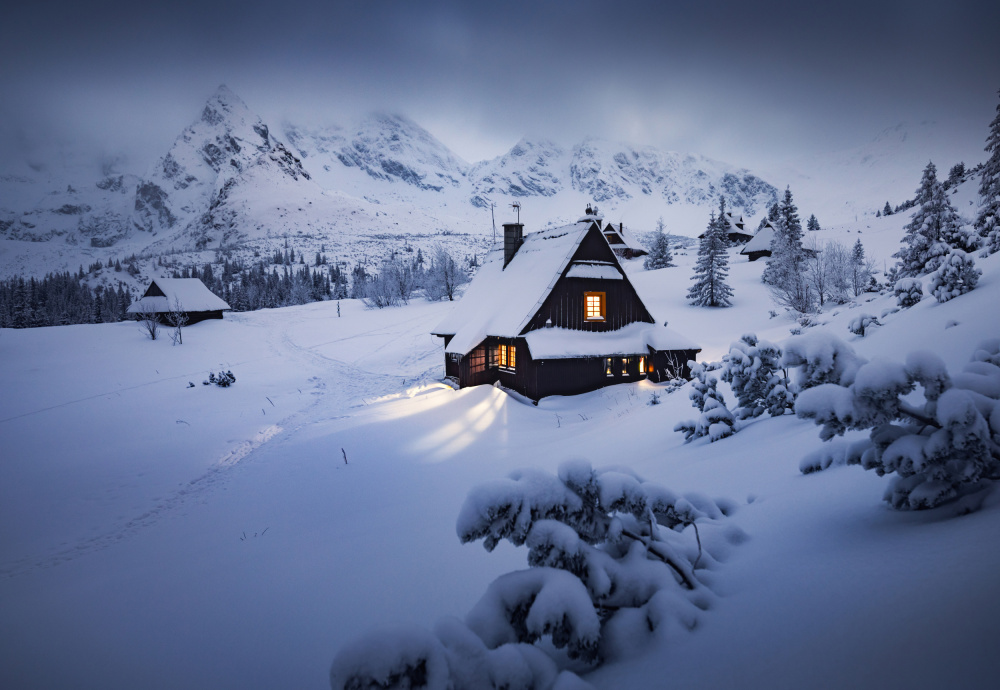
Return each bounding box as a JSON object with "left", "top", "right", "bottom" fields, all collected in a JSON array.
[{"left": 620, "top": 528, "right": 695, "bottom": 590}]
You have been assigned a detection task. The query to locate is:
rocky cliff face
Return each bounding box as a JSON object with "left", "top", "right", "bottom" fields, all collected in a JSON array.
[
  {"left": 285, "top": 113, "right": 468, "bottom": 194},
  {"left": 568, "top": 138, "right": 776, "bottom": 214},
  {"left": 468, "top": 138, "right": 567, "bottom": 204}
]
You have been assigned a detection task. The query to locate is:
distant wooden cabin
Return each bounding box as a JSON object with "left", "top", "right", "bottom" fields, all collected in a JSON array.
[
  {"left": 601, "top": 220, "right": 648, "bottom": 260},
  {"left": 127, "top": 278, "right": 231, "bottom": 324},
  {"left": 739, "top": 222, "right": 775, "bottom": 261},
  {"left": 739, "top": 221, "right": 818, "bottom": 262},
  {"left": 699, "top": 211, "right": 754, "bottom": 245},
  {"left": 432, "top": 207, "right": 700, "bottom": 401}
]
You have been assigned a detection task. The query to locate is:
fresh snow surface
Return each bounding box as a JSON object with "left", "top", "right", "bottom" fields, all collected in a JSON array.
[{"left": 2, "top": 210, "right": 1000, "bottom": 689}]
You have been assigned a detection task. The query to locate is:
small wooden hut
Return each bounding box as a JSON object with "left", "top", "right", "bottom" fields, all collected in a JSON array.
[{"left": 127, "top": 278, "right": 230, "bottom": 324}]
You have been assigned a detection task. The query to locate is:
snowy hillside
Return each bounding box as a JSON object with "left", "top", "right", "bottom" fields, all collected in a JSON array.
[
  {"left": 765, "top": 121, "right": 987, "bottom": 226},
  {"left": 2, "top": 204, "right": 999, "bottom": 687}
]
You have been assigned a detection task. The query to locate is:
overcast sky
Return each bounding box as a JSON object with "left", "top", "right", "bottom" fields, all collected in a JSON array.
[{"left": 1, "top": 0, "right": 997, "bottom": 174}]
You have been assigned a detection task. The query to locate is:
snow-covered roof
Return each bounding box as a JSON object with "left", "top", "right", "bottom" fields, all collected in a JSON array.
[
  {"left": 127, "top": 278, "right": 231, "bottom": 314},
  {"left": 524, "top": 322, "right": 699, "bottom": 359},
  {"left": 433, "top": 221, "right": 595, "bottom": 354},
  {"left": 602, "top": 222, "right": 647, "bottom": 253},
  {"left": 740, "top": 225, "right": 775, "bottom": 254},
  {"left": 724, "top": 211, "right": 745, "bottom": 230},
  {"left": 565, "top": 261, "right": 622, "bottom": 280}
]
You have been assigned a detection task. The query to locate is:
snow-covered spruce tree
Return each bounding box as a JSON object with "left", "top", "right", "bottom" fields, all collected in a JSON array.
[
  {"left": 458, "top": 462, "right": 732, "bottom": 661},
  {"left": 807, "top": 214, "right": 820, "bottom": 232},
  {"left": 330, "top": 463, "right": 738, "bottom": 688},
  {"left": 763, "top": 187, "right": 813, "bottom": 313},
  {"left": 643, "top": 216, "right": 674, "bottom": 269},
  {"left": 975, "top": 89, "right": 1000, "bottom": 253},
  {"left": 894, "top": 162, "right": 973, "bottom": 276},
  {"left": 781, "top": 331, "right": 867, "bottom": 391},
  {"left": 720, "top": 333, "right": 794, "bottom": 419},
  {"left": 675, "top": 362, "right": 737, "bottom": 442},
  {"left": 883, "top": 201, "right": 893, "bottom": 216},
  {"left": 850, "top": 239, "right": 871, "bottom": 297},
  {"left": 687, "top": 210, "right": 733, "bottom": 307},
  {"left": 928, "top": 249, "right": 981, "bottom": 303},
  {"left": 794, "top": 336, "right": 1000, "bottom": 510},
  {"left": 894, "top": 278, "right": 923, "bottom": 307}
]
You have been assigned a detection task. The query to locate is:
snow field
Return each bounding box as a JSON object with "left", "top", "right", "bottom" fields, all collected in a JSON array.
[{"left": 1, "top": 210, "right": 999, "bottom": 688}]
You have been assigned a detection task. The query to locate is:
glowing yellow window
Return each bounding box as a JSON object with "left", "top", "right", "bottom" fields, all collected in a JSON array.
[
  {"left": 585, "top": 292, "right": 606, "bottom": 321},
  {"left": 605, "top": 357, "right": 614, "bottom": 376},
  {"left": 639, "top": 356, "right": 646, "bottom": 376},
  {"left": 499, "top": 344, "right": 516, "bottom": 370},
  {"left": 621, "top": 357, "right": 628, "bottom": 375}
]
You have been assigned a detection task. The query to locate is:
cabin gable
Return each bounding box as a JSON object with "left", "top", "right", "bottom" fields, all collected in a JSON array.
[{"left": 523, "top": 224, "right": 653, "bottom": 333}]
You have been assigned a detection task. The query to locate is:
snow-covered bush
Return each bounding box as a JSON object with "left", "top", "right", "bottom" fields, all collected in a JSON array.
[
  {"left": 675, "top": 362, "right": 737, "bottom": 442},
  {"left": 330, "top": 462, "right": 737, "bottom": 687},
  {"left": 204, "top": 370, "right": 236, "bottom": 387},
  {"left": 794, "top": 335, "right": 1000, "bottom": 510},
  {"left": 928, "top": 250, "right": 981, "bottom": 303},
  {"left": 719, "top": 333, "right": 794, "bottom": 419},
  {"left": 894, "top": 278, "right": 923, "bottom": 308},
  {"left": 330, "top": 621, "right": 566, "bottom": 690},
  {"left": 847, "top": 314, "right": 881, "bottom": 337},
  {"left": 782, "top": 331, "right": 866, "bottom": 391}
]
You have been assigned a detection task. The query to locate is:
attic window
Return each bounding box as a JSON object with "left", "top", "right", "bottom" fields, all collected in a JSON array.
[
  {"left": 584, "top": 292, "right": 606, "bottom": 321},
  {"left": 498, "top": 344, "right": 516, "bottom": 371}
]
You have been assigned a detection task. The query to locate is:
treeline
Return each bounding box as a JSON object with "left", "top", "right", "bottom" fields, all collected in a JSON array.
[
  {"left": 167, "top": 254, "right": 344, "bottom": 312},
  {"left": 0, "top": 272, "right": 134, "bottom": 328},
  {"left": 0, "top": 242, "right": 477, "bottom": 329}
]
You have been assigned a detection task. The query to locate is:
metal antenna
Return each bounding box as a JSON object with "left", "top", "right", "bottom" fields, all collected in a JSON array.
[{"left": 512, "top": 201, "right": 521, "bottom": 224}]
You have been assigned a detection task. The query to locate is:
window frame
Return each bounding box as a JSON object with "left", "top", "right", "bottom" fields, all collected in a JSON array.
[
  {"left": 584, "top": 291, "right": 606, "bottom": 322},
  {"left": 498, "top": 343, "right": 516, "bottom": 372}
]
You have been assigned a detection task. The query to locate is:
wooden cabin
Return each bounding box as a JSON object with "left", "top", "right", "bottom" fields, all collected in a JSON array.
[
  {"left": 739, "top": 223, "right": 775, "bottom": 261},
  {"left": 739, "top": 221, "right": 818, "bottom": 262},
  {"left": 127, "top": 278, "right": 231, "bottom": 324},
  {"left": 601, "top": 220, "right": 648, "bottom": 260},
  {"left": 432, "top": 208, "right": 700, "bottom": 401},
  {"left": 699, "top": 211, "right": 754, "bottom": 245}
]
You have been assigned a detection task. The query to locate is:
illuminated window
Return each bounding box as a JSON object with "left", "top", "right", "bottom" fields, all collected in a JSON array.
[
  {"left": 605, "top": 357, "right": 613, "bottom": 376},
  {"left": 498, "top": 344, "right": 516, "bottom": 371},
  {"left": 621, "top": 357, "right": 629, "bottom": 375},
  {"left": 639, "top": 356, "right": 646, "bottom": 377},
  {"left": 584, "top": 292, "right": 606, "bottom": 321}
]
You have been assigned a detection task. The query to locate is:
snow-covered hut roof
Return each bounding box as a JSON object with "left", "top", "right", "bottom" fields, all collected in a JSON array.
[
  {"left": 740, "top": 225, "right": 775, "bottom": 255},
  {"left": 602, "top": 222, "right": 647, "bottom": 254},
  {"left": 724, "top": 211, "right": 745, "bottom": 231},
  {"left": 524, "top": 322, "right": 699, "bottom": 359},
  {"left": 126, "top": 278, "right": 231, "bottom": 315},
  {"left": 433, "top": 221, "right": 596, "bottom": 355}
]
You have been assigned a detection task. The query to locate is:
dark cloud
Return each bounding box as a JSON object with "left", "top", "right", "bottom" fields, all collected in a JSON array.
[{"left": 2, "top": 0, "right": 997, "bottom": 172}]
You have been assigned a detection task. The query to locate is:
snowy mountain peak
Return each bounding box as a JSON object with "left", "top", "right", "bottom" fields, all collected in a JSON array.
[
  {"left": 469, "top": 137, "right": 567, "bottom": 204},
  {"left": 132, "top": 85, "right": 313, "bottom": 246},
  {"left": 568, "top": 138, "right": 777, "bottom": 215}
]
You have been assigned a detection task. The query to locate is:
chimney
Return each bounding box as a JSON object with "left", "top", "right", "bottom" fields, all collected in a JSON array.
[{"left": 503, "top": 222, "right": 524, "bottom": 268}]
